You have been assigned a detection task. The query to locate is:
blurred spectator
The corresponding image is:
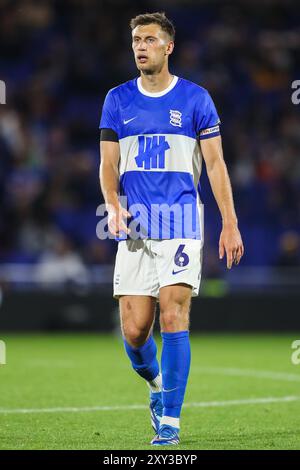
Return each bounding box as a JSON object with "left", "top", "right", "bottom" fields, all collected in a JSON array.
[
  {"left": 35, "top": 231, "right": 89, "bottom": 287},
  {"left": 276, "top": 231, "right": 300, "bottom": 267}
]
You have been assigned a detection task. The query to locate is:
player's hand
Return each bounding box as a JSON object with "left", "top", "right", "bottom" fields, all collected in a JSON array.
[
  {"left": 107, "top": 203, "right": 131, "bottom": 236},
  {"left": 219, "top": 222, "right": 244, "bottom": 269}
]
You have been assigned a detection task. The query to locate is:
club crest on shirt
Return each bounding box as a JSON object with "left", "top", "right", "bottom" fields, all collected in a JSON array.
[{"left": 169, "top": 109, "right": 182, "bottom": 128}]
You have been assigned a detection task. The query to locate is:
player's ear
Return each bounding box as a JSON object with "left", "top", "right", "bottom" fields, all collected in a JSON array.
[{"left": 165, "top": 41, "right": 174, "bottom": 56}]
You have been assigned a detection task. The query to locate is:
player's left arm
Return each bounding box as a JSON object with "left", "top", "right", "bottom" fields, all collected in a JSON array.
[{"left": 200, "top": 135, "right": 244, "bottom": 269}]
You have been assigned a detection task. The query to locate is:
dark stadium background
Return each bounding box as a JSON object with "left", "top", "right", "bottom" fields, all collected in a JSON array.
[{"left": 0, "top": 0, "right": 299, "bottom": 331}]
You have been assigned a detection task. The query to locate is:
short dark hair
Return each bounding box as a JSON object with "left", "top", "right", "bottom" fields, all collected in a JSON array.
[{"left": 130, "top": 12, "right": 175, "bottom": 41}]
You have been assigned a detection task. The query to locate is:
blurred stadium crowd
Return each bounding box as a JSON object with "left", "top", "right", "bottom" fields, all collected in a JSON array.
[{"left": 0, "top": 0, "right": 300, "bottom": 286}]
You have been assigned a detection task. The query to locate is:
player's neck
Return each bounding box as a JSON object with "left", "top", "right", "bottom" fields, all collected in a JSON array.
[{"left": 140, "top": 69, "right": 174, "bottom": 93}]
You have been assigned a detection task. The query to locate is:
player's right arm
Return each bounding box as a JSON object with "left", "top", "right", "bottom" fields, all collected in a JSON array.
[{"left": 99, "top": 140, "right": 131, "bottom": 236}]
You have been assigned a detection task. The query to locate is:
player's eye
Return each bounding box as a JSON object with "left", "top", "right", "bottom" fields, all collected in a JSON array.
[{"left": 147, "top": 38, "right": 155, "bottom": 44}]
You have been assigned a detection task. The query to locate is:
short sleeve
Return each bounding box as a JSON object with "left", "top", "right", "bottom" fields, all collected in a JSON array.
[
  {"left": 195, "top": 90, "right": 221, "bottom": 140},
  {"left": 99, "top": 90, "right": 119, "bottom": 136}
]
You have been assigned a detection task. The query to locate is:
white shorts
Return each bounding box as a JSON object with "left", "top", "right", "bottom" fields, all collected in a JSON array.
[{"left": 113, "top": 238, "right": 203, "bottom": 299}]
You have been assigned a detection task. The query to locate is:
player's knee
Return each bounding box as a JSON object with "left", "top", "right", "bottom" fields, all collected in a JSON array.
[
  {"left": 160, "top": 305, "right": 187, "bottom": 332},
  {"left": 123, "top": 325, "right": 150, "bottom": 348}
]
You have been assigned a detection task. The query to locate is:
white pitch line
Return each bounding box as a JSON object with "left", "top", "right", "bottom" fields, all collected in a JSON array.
[
  {"left": 192, "top": 366, "right": 300, "bottom": 383},
  {"left": 186, "top": 396, "right": 300, "bottom": 408},
  {"left": 0, "top": 396, "right": 299, "bottom": 415}
]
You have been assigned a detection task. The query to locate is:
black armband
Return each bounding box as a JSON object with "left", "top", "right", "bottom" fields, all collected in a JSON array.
[{"left": 100, "top": 128, "right": 119, "bottom": 142}]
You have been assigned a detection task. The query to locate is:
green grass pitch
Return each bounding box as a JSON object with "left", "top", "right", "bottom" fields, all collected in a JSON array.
[{"left": 0, "top": 333, "right": 300, "bottom": 450}]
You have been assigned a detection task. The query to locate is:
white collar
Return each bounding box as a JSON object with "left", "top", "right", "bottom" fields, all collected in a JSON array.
[{"left": 137, "top": 75, "right": 178, "bottom": 97}]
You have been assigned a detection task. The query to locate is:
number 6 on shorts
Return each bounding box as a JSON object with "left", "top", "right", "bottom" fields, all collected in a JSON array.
[{"left": 174, "top": 244, "right": 189, "bottom": 267}]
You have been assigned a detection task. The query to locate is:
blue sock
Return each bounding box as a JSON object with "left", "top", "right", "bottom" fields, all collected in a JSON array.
[
  {"left": 161, "top": 331, "right": 191, "bottom": 419},
  {"left": 123, "top": 335, "right": 159, "bottom": 382}
]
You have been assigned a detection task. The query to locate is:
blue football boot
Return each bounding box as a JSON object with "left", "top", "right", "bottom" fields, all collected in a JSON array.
[{"left": 151, "top": 424, "right": 180, "bottom": 446}]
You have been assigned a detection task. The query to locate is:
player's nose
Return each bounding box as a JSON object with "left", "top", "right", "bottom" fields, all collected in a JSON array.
[{"left": 137, "top": 40, "right": 147, "bottom": 51}]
